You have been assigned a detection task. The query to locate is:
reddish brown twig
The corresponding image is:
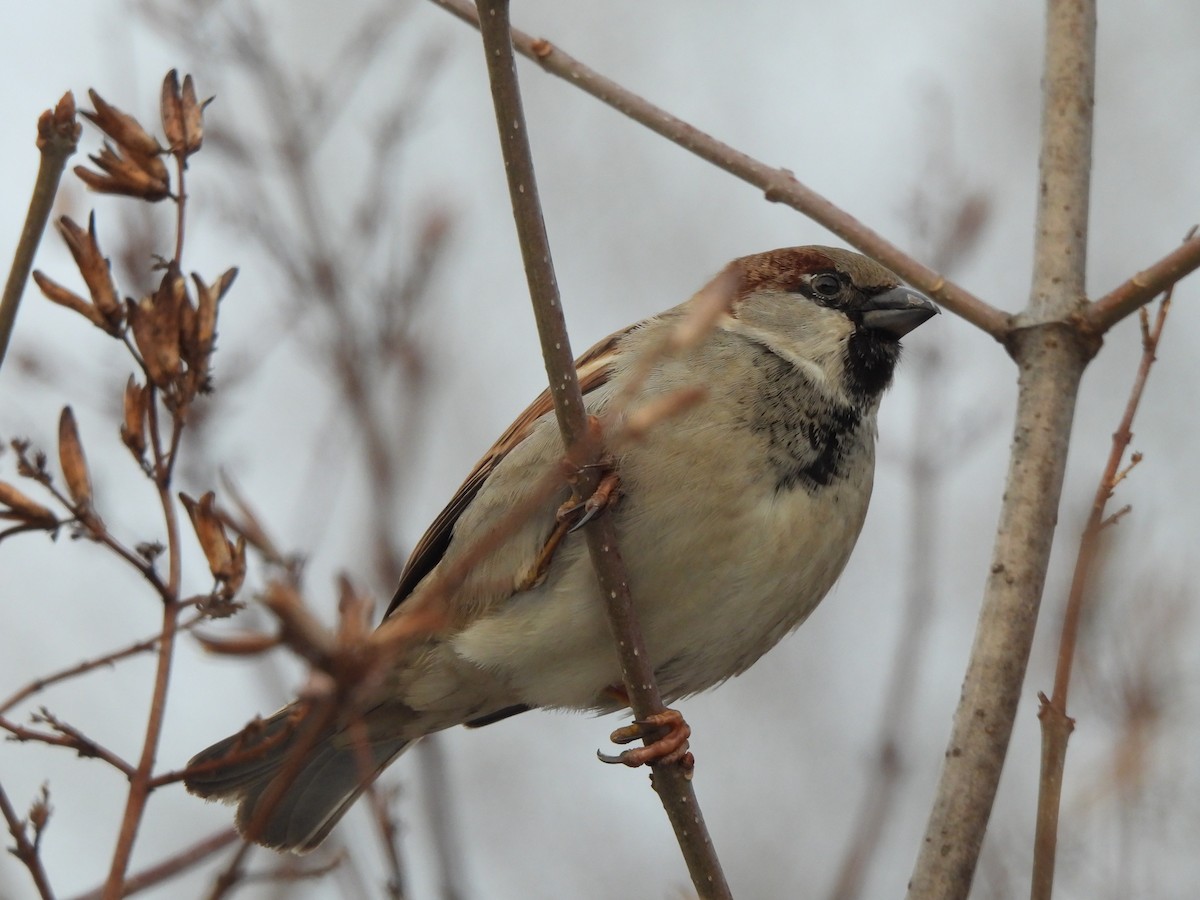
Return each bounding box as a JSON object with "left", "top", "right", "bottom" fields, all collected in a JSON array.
[
  {"left": 1030, "top": 279, "right": 1173, "bottom": 900},
  {"left": 473, "top": 2, "right": 730, "bottom": 896},
  {"left": 1, "top": 711, "right": 136, "bottom": 778},
  {"left": 1084, "top": 231, "right": 1200, "bottom": 334},
  {"left": 69, "top": 828, "right": 239, "bottom": 900},
  {"left": 0, "top": 780, "right": 56, "bottom": 900},
  {"left": 0, "top": 613, "right": 204, "bottom": 716}
]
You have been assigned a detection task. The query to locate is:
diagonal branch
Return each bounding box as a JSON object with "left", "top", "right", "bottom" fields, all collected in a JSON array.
[
  {"left": 473, "top": 2, "right": 730, "bottom": 896},
  {"left": 426, "top": 0, "right": 1009, "bottom": 340},
  {"left": 1083, "top": 232, "right": 1200, "bottom": 335}
]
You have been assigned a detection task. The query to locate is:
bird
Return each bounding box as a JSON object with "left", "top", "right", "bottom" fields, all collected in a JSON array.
[{"left": 185, "top": 245, "right": 938, "bottom": 852}]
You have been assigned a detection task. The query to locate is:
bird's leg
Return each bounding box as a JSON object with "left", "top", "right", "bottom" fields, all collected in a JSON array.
[
  {"left": 556, "top": 417, "right": 624, "bottom": 532},
  {"left": 597, "top": 696, "right": 694, "bottom": 775}
]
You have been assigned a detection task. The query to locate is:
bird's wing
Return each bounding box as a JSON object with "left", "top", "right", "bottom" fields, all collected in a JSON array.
[{"left": 383, "top": 330, "right": 624, "bottom": 619}]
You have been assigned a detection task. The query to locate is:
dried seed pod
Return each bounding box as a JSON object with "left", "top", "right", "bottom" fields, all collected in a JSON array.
[
  {"left": 32, "top": 270, "right": 106, "bottom": 330},
  {"left": 57, "top": 407, "right": 94, "bottom": 511},
  {"left": 0, "top": 481, "right": 58, "bottom": 530},
  {"left": 181, "top": 491, "right": 234, "bottom": 580},
  {"left": 188, "top": 268, "right": 238, "bottom": 371},
  {"left": 53, "top": 214, "right": 123, "bottom": 332},
  {"left": 161, "top": 70, "right": 209, "bottom": 157},
  {"left": 225, "top": 534, "right": 247, "bottom": 597},
  {"left": 160, "top": 70, "right": 185, "bottom": 154},
  {"left": 129, "top": 270, "right": 187, "bottom": 388},
  {"left": 75, "top": 143, "right": 170, "bottom": 202},
  {"left": 194, "top": 631, "right": 281, "bottom": 656},
  {"left": 83, "top": 89, "right": 162, "bottom": 158},
  {"left": 120, "top": 377, "right": 149, "bottom": 459}
]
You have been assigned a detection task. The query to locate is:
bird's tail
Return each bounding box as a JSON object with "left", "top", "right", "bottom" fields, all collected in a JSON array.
[{"left": 184, "top": 702, "right": 411, "bottom": 853}]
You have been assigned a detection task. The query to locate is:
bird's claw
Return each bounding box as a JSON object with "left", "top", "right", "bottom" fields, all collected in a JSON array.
[
  {"left": 557, "top": 469, "right": 621, "bottom": 533},
  {"left": 596, "top": 709, "right": 694, "bottom": 775}
]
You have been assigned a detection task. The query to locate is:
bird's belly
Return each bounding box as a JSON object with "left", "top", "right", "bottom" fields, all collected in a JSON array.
[{"left": 452, "top": 466, "right": 873, "bottom": 711}]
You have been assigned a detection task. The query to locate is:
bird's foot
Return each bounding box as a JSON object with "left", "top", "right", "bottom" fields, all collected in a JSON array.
[
  {"left": 557, "top": 468, "right": 621, "bottom": 533},
  {"left": 597, "top": 709, "right": 694, "bottom": 775}
]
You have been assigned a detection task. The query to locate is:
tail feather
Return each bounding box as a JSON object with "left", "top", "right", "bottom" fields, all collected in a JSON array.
[{"left": 185, "top": 704, "right": 410, "bottom": 853}]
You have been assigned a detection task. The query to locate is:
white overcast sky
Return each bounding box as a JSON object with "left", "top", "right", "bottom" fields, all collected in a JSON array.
[{"left": 2, "top": 3, "right": 1198, "bottom": 898}]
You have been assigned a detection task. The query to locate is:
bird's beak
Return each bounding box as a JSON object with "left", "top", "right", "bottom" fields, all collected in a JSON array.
[{"left": 860, "top": 287, "right": 940, "bottom": 337}]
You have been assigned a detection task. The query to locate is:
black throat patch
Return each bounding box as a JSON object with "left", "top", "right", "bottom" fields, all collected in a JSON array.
[{"left": 745, "top": 344, "right": 864, "bottom": 493}]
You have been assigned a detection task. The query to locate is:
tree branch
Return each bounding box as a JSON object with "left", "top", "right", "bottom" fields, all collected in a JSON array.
[
  {"left": 473, "top": 2, "right": 730, "bottom": 896},
  {"left": 426, "top": 0, "right": 1009, "bottom": 340},
  {"left": 1083, "top": 233, "right": 1200, "bottom": 335},
  {"left": 0, "top": 93, "right": 79, "bottom": 370},
  {"left": 908, "top": 2, "right": 1097, "bottom": 897}
]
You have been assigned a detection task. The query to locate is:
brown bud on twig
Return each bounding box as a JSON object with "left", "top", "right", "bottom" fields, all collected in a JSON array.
[
  {"left": 120, "top": 377, "right": 149, "bottom": 460},
  {"left": 37, "top": 92, "right": 81, "bottom": 153},
  {"left": 28, "top": 784, "right": 52, "bottom": 841},
  {"left": 161, "top": 70, "right": 209, "bottom": 157},
  {"left": 0, "top": 481, "right": 59, "bottom": 531},
  {"left": 49, "top": 214, "right": 124, "bottom": 333},
  {"left": 57, "top": 407, "right": 95, "bottom": 514}
]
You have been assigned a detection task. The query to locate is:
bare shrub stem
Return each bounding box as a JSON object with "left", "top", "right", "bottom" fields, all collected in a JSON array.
[
  {"left": 0, "top": 94, "right": 79, "bottom": 370},
  {"left": 473, "top": 2, "right": 731, "bottom": 896},
  {"left": 1031, "top": 287, "right": 1172, "bottom": 900}
]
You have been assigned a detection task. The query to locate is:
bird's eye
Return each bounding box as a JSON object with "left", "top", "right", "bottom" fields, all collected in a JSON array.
[{"left": 810, "top": 273, "right": 842, "bottom": 299}]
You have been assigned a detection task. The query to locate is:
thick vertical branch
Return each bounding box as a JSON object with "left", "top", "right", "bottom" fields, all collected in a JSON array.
[
  {"left": 473, "top": 2, "right": 730, "bottom": 896},
  {"left": 907, "top": 2, "right": 1096, "bottom": 897},
  {"left": 0, "top": 94, "right": 79, "bottom": 370}
]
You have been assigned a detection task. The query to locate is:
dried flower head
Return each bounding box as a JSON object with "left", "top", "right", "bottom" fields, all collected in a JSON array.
[
  {"left": 33, "top": 214, "right": 124, "bottom": 335},
  {"left": 76, "top": 89, "right": 170, "bottom": 201},
  {"left": 161, "top": 70, "right": 210, "bottom": 158}
]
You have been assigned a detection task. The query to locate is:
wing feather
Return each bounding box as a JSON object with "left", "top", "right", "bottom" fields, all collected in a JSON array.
[{"left": 383, "top": 330, "right": 624, "bottom": 618}]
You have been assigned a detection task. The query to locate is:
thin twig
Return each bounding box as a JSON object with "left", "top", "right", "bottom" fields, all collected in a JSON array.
[
  {"left": 366, "top": 781, "right": 407, "bottom": 900},
  {"left": 427, "top": 0, "right": 1009, "bottom": 340},
  {"left": 0, "top": 713, "right": 137, "bottom": 778},
  {"left": 102, "top": 207, "right": 191, "bottom": 900},
  {"left": 0, "top": 93, "right": 80, "bottom": 370},
  {"left": 100, "top": 601, "right": 183, "bottom": 900},
  {"left": 0, "top": 780, "right": 56, "bottom": 900},
  {"left": 1083, "top": 232, "right": 1200, "bottom": 334},
  {"left": 0, "top": 613, "right": 204, "bottom": 716},
  {"left": 473, "top": 2, "right": 731, "bottom": 896},
  {"left": 908, "top": 2, "right": 1098, "bottom": 897},
  {"left": 69, "top": 828, "right": 240, "bottom": 900},
  {"left": 1030, "top": 285, "right": 1172, "bottom": 900}
]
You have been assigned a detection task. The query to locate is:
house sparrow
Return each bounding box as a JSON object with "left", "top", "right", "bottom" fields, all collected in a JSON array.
[{"left": 185, "top": 245, "right": 937, "bottom": 852}]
